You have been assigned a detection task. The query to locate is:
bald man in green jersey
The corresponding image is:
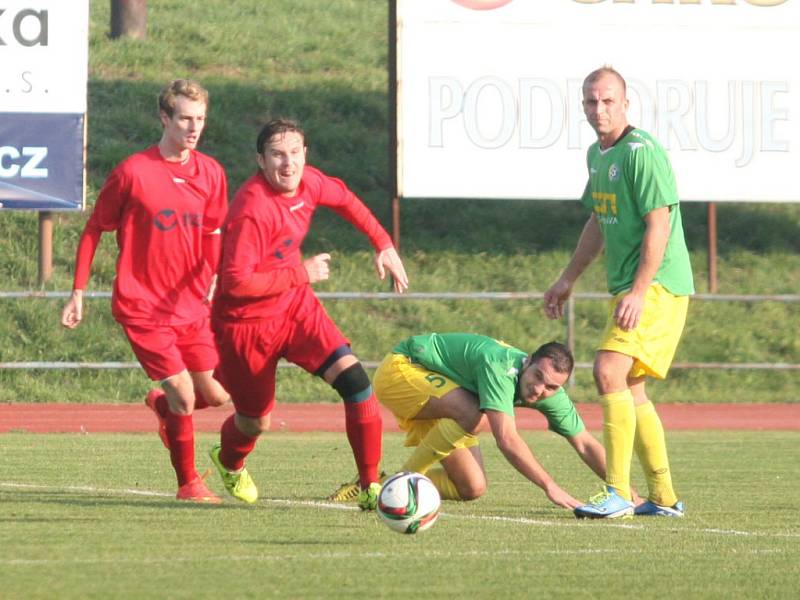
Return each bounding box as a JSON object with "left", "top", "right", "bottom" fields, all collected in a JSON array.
[
  {"left": 348, "top": 333, "right": 619, "bottom": 511},
  {"left": 544, "top": 66, "right": 694, "bottom": 519}
]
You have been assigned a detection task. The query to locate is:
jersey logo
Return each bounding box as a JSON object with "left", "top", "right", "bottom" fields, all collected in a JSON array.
[
  {"left": 153, "top": 210, "right": 203, "bottom": 231},
  {"left": 627, "top": 142, "right": 644, "bottom": 152},
  {"left": 273, "top": 238, "right": 293, "bottom": 259},
  {"left": 153, "top": 209, "right": 178, "bottom": 231},
  {"left": 289, "top": 201, "right": 305, "bottom": 212},
  {"left": 608, "top": 164, "right": 620, "bottom": 182},
  {"left": 173, "top": 177, "right": 186, "bottom": 183}
]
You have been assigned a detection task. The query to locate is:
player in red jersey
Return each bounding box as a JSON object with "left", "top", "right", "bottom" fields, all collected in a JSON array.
[
  {"left": 209, "top": 118, "right": 409, "bottom": 510},
  {"left": 61, "top": 79, "right": 230, "bottom": 503}
]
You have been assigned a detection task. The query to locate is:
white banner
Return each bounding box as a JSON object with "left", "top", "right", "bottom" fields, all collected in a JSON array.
[
  {"left": 396, "top": 0, "right": 800, "bottom": 202},
  {"left": 0, "top": 0, "right": 89, "bottom": 112},
  {"left": 0, "top": 0, "right": 88, "bottom": 210}
]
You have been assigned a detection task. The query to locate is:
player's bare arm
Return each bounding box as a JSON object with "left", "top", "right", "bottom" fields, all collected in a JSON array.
[
  {"left": 485, "top": 409, "right": 581, "bottom": 509},
  {"left": 544, "top": 214, "right": 604, "bottom": 320},
  {"left": 614, "top": 207, "right": 670, "bottom": 331},
  {"left": 567, "top": 429, "right": 607, "bottom": 480}
]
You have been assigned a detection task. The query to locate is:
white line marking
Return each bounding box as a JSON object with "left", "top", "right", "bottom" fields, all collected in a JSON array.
[
  {"left": 0, "top": 548, "right": 622, "bottom": 567},
  {"left": 1, "top": 481, "right": 798, "bottom": 541}
]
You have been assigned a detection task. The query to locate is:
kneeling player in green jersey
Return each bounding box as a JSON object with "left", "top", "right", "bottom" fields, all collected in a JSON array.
[{"left": 336, "top": 333, "right": 622, "bottom": 511}]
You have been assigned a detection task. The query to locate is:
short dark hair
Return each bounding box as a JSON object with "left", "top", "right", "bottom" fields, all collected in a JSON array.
[
  {"left": 529, "top": 341, "right": 574, "bottom": 376},
  {"left": 256, "top": 118, "right": 306, "bottom": 154}
]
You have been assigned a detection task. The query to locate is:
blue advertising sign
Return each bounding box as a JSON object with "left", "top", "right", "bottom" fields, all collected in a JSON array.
[{"left": 0, "top": 113, "right": 85, "bottom": 210}]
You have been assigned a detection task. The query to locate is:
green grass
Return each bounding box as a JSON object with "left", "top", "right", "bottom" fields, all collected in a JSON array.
[
  {"left": 0, "top": 431, "right": 798, "bottom": 599},
  {"left": 0, "top": 0, "right": 799, "bottom": 402}
]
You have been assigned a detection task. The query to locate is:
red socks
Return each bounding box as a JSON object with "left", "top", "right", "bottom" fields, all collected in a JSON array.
[
  {"left": 219, "top": 414, "right": 258, "bottom": 472},
  {"left": 165, "top": 412, "right": 197, "bottom": 486},
  {"left": 344, "top": 396, "right": 382, "bottom": 488}
]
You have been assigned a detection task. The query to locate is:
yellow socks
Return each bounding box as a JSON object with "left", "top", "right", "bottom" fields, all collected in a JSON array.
[
  {"left": 401, "top": 418, "right": 475, "bottom": 475},
  {"left": 425, "top": 467, "right": 462, "bottom": 500},
  {"left": 634, "top": 401, "right": 678, "bottom": 507},
  {"left": 600, "top": 390, "right": 636, "bottom": 501}
]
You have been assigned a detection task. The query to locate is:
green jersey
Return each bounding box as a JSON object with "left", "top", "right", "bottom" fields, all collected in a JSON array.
[
  {"left": 581, "top": 127, "right": 694, "bottom": 296},
  {"left": 392, "top": 332, "right": 584, "bottom": 438}
]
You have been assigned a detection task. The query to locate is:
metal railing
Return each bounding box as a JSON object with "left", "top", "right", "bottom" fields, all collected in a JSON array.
[{"left": 2, "top": 290, "right": 799, "bottom": 372}]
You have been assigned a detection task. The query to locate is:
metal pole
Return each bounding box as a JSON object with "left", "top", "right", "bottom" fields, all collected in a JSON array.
[
  {"left": 708, "top": 201, "right": 718, "bottom": 293},
  {"left": 110, "top": 0, "right": 147, "bottom": 40},
  {"left": 392, "top": 197, "right": 401, "bottom": 249},
  {"left": 38, "top": 211, "right": 53, "bottom": 286},
  {"left": 566, "top": 296, "right": 576, "bottom": 387},
  {"left": 388, "top": 0, "right": 400, "bottom": 250}
]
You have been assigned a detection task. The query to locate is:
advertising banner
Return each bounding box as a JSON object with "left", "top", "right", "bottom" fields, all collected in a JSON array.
[
  {"left": 0, "top": 0, "right": 89, "bottom": 210},
  {"left": 395, "top": 0, "right": 799, "bottom": 202}
]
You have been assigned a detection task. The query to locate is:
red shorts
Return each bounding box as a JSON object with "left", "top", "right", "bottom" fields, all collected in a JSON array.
[
  {"left": 213, "top": 291, "right": 349, "bottom": 418},
  {"left": 122, "top": 316, "right": 219, "bottom": 381}
]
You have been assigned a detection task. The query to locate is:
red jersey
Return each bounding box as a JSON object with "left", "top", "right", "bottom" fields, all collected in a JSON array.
[
  {"left": 214, "top": 165, "right": 392, "bottom": 321},
  {"left": 73, "top": 146, "right": 228, "bottom": 325}
]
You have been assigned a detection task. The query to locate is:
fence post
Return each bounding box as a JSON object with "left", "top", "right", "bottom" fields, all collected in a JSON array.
[
  {"left": 110, "top": 0, "right": 147, "bottom": 40},
  {"left": 566, "top": 295, "right": 576, "bottom": 387}
]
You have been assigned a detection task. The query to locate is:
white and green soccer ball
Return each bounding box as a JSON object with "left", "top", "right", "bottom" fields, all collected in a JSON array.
[{"left": 376, "top": 471, "right": 441, "bottom": 534}]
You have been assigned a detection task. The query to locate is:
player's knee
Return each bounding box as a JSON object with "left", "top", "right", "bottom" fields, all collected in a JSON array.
[
  {"left": 593, "top": 362, "right": 622, "bottom": 393},
  {"left": 457, "top": 478, "right": 487, "bottom": 501},
  {"left": 204, "top": 388, "right": 230, "bottom": 407},
  {"left": 330, "top": 363, "right": 372, "bottom": 403},
  {"left": 235, "top": 413, "right": 270, "bottom": 437},
  {"left": 162, "top": 373, "right": 194, "bottom": 414}
]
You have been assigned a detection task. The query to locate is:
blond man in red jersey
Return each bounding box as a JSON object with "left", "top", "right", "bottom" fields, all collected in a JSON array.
[{"left": 62, "top": 79, "right": 230, "bottom": 503}]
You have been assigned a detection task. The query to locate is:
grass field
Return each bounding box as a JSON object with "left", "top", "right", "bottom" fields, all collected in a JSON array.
[{"left": 1, "top": 431, "right": 798, "bottom": 599}]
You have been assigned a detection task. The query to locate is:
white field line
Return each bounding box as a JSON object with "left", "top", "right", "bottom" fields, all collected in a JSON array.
[
  {"left": 2, "top": 481, "right": 799, "bottom": 543},
  {"left": 0, "top": 548, "right": 617, "bottom": 567}
]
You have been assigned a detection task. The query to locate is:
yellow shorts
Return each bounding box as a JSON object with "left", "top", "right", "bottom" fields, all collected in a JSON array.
[
  {"left": 598, "top": 283, "right": 689, "bottom": 380},
  {"left": 373, "top": 353, "right": 480, "bottom": 449}
]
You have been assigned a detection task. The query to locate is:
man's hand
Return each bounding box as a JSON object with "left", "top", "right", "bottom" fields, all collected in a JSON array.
[
  {"left": 374, "top": 247, "right": 409, "bottom": 294},
  {"left": 544, "top": 481, "right": 582, "bottom": 510},
  {"left": 303, "top": 253, "right": 331, "bottom": 284},
  {"left": 543, "top": 279, "right": 572, "bottom": 320},
  {"left": 61, "top": 290, "right": 84, "bottom": 329},
  {"left": 613, "top": 290, "right": 645, "bottom": 331}
]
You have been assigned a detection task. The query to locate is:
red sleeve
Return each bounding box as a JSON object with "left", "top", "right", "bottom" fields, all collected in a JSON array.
[
  {"left": 219, "top": 214, "right": 309, "bottom": 298},
  {"left": 72, "top": 165, "right": 129, "bottom": 289},
  {"left": 72, "top": 224, "right": 103, "bottom": 290},
  {"left": 202, "top": 232, "right": 222, "bottom": 274},
  {"left": 88, "top": 165, "right": 129, "bottom": 231},
  {"left": 203, "top": 160, "right": 229, "bottom": 234},
  {"left": 227, "top": 264, "right": 308, "bottom": 298},
  {"left": 314, "top": 171, "right": 393, "bottom": 251}
]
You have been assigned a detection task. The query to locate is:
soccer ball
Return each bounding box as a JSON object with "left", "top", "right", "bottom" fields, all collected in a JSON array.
[{"left": 376, "top": 471, "right": 441, "bottom": 534}]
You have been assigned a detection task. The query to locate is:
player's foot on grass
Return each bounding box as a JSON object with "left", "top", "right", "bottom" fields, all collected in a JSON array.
[
  {"left": 357, "top": 482, "right": 381, "bottom": 511},
  {"left": 327, "top": 472, "right": 386, "bottom": 502},
  {"left": 176, "top": 476, "right": 222, "bottom": 504},
  {"left": 144, "top": 389, "right": 169, "bottom": 449},
  {"left": 209, "top": 442, "right": 258, "bottom": 504},
  {"left": 327, "top": 474, "right": 360, "bottom": 502},
  {"left": 574, "top": 485, "right": 634, "bottom": 519},
  {"left": 634, "top": 499, "right": 685, "bottom": 517}
]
